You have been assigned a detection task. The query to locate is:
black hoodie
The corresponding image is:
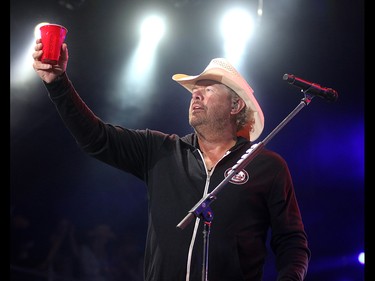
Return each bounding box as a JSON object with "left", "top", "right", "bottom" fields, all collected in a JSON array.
[{"left": 44, "top": 72, "right": 310, "bottom": 281}]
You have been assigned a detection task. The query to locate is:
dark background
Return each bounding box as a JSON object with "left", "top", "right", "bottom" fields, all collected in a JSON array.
[{"left": 10, "top": 0, "right": 365, "bottom": 280}]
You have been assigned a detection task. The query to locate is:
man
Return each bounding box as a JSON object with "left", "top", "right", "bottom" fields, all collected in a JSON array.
[{"left": 32, "top": 38, "right": 310, "bottom": 281}]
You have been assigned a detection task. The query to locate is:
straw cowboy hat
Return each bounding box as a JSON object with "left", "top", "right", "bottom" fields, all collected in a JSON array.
[{"left": 172, "top": 58, "right": 264, "bottom": 141}]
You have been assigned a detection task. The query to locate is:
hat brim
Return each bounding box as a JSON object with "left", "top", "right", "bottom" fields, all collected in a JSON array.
[{"left": 172, "top": 67, "right": 264, "bottom": 141}]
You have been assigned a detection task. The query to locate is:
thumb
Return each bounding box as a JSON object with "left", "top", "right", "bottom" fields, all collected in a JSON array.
[{"left": 60, "top": 43, "right": 69, "bottom": 61}]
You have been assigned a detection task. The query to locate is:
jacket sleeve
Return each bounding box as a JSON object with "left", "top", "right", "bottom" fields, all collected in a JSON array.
[
  {"left": 43, "top": 72, "right": 104, "bottom": 151},
  {"left": 43, "top": 73, "right": 147, "bottom": 177}
]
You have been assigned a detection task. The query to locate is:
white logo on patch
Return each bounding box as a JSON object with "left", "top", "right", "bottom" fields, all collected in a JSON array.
[{"left": 224, "top": 168, "right": 249, "bottom": 185}]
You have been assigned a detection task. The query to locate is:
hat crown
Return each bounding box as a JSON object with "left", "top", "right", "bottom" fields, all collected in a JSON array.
[{"left": 206, "top": 58, "right": 241, "bottom": 78}]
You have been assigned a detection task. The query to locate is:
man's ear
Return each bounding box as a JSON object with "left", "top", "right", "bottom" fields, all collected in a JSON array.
[
  {"left": 231, "top": 100, "right": 238, "bottom": 110},
  {"left": 231, "top": 99, "right": 245, "bottom": 113}
]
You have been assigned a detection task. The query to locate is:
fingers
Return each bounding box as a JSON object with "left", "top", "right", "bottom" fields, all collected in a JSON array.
[
  {"left": 34, "top": 39, "right": 42, "bottom": 51},
  {"left": 33, "top": 40, "right": 43, "bottom": 62},
  {"left": 32, "top": 60, "right": 52, "bottom": 71},
  {"left": 32, "top": 42, "right": 52, "bottom": 70},
  {"left": 32, "top": 49, "right": 43, "bottom": 60}
]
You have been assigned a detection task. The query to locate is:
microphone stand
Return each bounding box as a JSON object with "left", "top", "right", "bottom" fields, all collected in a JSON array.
[{"left": 177, "top": 92, "right": 316, "bottom": 281}]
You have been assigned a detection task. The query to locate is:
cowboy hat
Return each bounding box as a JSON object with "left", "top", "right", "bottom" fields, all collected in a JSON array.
[{"left": 172, "top": 58, "right": 264, "bottom": 141}]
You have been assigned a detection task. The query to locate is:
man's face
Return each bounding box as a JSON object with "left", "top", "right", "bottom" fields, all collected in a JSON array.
[{"left": 189, "top": 79, "right": 233, "bottom": 130}]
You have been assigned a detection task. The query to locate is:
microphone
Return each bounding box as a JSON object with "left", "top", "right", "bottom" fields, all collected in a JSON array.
[{"left": 283, "top": 74, "right": 338, "bottom": 102}]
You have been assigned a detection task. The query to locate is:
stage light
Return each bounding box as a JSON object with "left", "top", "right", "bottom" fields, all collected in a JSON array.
[{"left": 358, "top": 252, "right": 364, "bottom": 265}]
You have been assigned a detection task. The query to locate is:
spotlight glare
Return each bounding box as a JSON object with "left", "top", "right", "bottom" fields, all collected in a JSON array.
[
  {"left": 34, "top": 22, "right": 50, "bottom": 39},
  {"left": 358, "top": 252, "right": 364, "bottom": 265},
  {"left": 140, "top": 15, "right": 166, "bottom": 44}
]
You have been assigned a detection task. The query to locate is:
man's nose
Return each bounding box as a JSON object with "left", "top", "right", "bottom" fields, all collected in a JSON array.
[{"left": 192, "top": 88, "right": 204, "bottom": 100}]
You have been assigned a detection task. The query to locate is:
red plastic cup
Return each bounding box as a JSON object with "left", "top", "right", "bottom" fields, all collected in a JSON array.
[{"left": 39, "top": 24, "right": 68, "bottom": 65}]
